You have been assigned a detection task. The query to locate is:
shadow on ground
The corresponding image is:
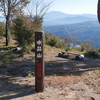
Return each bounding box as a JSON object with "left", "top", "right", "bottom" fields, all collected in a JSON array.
[
  {"left": 0, "top": 57, "right": 36, "bottom": 100},
  {"left": 45, "top": 56, "right": 100, "bottom": 76},
  {"left": 0, "top": 49, "right": 100, "bottom": 99},
  {"left": 0, "top": 77, "right": 36, "bottom": 100}
]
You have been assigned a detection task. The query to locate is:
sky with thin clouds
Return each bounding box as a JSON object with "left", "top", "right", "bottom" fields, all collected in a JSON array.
[
  {"left": 48, "top": 0, "right": 98, "bottom": 15},
  {"left": 0, "top": 0, "right": 98, "bottom": 16}
]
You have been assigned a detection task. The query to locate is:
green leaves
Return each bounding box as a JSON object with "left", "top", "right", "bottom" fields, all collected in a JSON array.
[
  {"left": 45, "top": 33, "right": 66, "bottom": 49},
  {"left": 3, "top": 57, "right": 12, "bottom": 63},
  {"left": 26, "top": 71, "right": 35, "bottom": 77}
]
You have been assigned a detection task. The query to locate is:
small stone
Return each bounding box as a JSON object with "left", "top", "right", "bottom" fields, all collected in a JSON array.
[
  {"left": 91, "top": 97, "right": 95, "bottom": 100},
  {"left": 40, "top": 96, "right": 46, "bottom": 99}
]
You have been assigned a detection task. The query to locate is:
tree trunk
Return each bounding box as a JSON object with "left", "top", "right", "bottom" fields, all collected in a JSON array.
[{"left": 6, "top": 16, "right": 10, "bottom": 46}]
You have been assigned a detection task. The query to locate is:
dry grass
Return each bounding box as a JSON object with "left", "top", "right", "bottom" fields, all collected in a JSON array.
[
  {"left": 0, "top": 37, "right": 100, "bottom": 100},
  {"left": 45, "top": 74, "right": 100, "bottom": 88}
]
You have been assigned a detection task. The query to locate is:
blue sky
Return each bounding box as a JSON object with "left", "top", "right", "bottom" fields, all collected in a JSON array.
[
  {"left": 48, "top": 0, "right": 98, "bottom": 14},
  {"left": 0, "top": 0, "right": 98, "bottom": 16}
]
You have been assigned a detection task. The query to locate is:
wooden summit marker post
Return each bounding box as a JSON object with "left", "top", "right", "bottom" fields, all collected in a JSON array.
[{"left": 35, "top": 31, "right": 44, "bottom": 92}]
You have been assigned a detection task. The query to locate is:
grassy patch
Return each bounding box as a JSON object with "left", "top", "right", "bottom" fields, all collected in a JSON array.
[
  {"left": 3, "top": 57, "right": 12, "bottom": 63},
  {"left": 26, "top": 71, "right": 35, "bottom": 77}
]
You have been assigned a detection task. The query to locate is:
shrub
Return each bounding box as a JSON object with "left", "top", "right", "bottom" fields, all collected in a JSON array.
[
  {"left": 48, "top": 36, "right": 57, "bottom": 46},
  {"left": 45, "top": 33, "right": 57, "bottom": 46},
  {"left": 4, "top": 57, "right": 12, "bottom": 63},
  {"left": 0, "top": 22, "right": 5, "bottom": 36},
  {"left": 85, "top": 50, "right": 100, "bottom": 58},
  {"left": 80, "top": 43, "right": 91, "bottom": 52},
  {"left": 26, "top": 71, "right": 35, "bottom": 77},
  {"left": 45, "top": 33, "right": 66, "bottom": 49},
  {"left": 12, "top": 16, "right": 34, "bottom": 46}
]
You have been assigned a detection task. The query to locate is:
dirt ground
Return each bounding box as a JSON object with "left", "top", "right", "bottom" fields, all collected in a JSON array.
[{"left": 0, "top": 46, "right": 100, "bottom": 100}]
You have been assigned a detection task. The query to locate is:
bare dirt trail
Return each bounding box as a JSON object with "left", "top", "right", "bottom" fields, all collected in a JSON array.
[{"left": 0, "top": 48, "right": 100, "bottom": 100}]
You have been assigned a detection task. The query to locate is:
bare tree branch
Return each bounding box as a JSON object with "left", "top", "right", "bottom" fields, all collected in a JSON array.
[
  {"left": 26, "top": 0, "right": 53, "bottom": 17},
  {"left": 26, "top": 0, "right": 53, "bottom": 31},
  {"left": 0, "top": 0, "right": 30, "bottom": 46}
]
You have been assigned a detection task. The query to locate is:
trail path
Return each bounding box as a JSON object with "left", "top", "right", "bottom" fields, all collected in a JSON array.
[{"left": 0, "top": 50, "right": 100, "bottom": 100}]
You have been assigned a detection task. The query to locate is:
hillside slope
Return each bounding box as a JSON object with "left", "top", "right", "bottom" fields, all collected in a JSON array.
[{"left": 44, "top": 21, "right": 100, "bottom": 48}]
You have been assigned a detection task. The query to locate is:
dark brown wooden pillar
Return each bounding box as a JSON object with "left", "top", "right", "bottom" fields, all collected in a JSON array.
[{"left": 35, "top": 31, "right": 44, "bottom": 92}]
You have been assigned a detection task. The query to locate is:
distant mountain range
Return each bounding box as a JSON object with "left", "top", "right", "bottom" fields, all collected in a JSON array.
[
  {"left": 43, "top": 11, "right": 100, "bottom": 48},
  {"left": 43, "top": 21, "right": 100, "bottom": 48},
  {"left": 0, "top": 11, "right": 97, "bottom": 25},
  {"left": 43, "top": 11, "right": 97, "bottom": 26}
]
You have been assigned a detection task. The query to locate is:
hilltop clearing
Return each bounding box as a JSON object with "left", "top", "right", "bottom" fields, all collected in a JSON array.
[{"left": 0, "top": 38, "right": 100, "bottom": 100}]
